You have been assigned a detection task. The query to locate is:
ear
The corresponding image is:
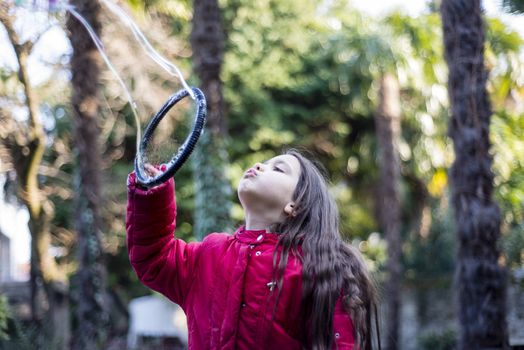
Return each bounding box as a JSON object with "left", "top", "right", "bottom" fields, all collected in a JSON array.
[{"left": 284, "top": 202, "right": 297, "bottom": 217}]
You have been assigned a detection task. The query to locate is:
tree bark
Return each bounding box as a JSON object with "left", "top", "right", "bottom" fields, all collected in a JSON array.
[
  {"left": 441, "top": 1, "right": 508, "bottom": 349},
  {"left": 0, "top": 4, "right": 69, "bottom": 349},
  {"left": 190, "top": 0, "right": 226, "bottom": 137},
  {"left": 374, "top": 73, "right": 402, "bottom": 350},
  {"left": 190, "top": 0, "right": 232, "bottom": 238},
  {"left": 67, "top": 1, "right": 108, "bottom": 348}
]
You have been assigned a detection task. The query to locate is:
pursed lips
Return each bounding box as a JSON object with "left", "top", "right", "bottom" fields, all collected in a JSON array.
[{"left": 244, "top": 168, "right": 258, "bottom": 178}]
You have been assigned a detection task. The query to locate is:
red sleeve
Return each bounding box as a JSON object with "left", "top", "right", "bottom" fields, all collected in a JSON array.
[
  {"left": 126, "top": 172, "right": 202, "bottom": 307},
  {"left": 332, "top": 298, "right": 356, "bottom": 349}
]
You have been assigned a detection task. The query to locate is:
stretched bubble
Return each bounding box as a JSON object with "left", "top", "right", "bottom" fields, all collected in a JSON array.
[{"left": 10, "top": 0, "right": 196, "bottom": 153}]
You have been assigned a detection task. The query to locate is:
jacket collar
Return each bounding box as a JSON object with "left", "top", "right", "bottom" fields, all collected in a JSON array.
[{"left": 234, "top": 225, "right": 279, "bottom": 245}]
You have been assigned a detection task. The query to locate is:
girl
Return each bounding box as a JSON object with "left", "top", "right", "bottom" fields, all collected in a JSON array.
[{"left": 126, "top": 149, "right": 378, "bottom": 349}]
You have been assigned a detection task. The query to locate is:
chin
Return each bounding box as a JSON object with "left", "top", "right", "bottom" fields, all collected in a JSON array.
[
  {"left": 237, "top": 186, "right": 267, "bottom": 210},
  {"left": 237, "top": 182, "right": 247, "bottom": 196},
  {"left": 237, "top": 184, "right": 249, "bottom": 203},
  {"left": 237, "top": 184, "right": 254, "bottom": 203}
]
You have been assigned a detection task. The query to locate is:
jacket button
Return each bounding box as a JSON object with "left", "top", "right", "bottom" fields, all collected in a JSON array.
[
  {"left": 255, "top": 251, "right": 261, "bottom": 256},
  {"left": 256, "top": 234, "right": 263, "bottom": 241},
  {"left": 241, "top": 303, "right": 246, "bottom": 308},
  {"left": 335, "top": 332, "right": 340, "bottom": 338}
]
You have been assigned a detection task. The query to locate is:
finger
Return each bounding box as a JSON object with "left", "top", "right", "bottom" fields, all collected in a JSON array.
[{"left": 144, "top": 163, "right": 161, "bottom": 176}]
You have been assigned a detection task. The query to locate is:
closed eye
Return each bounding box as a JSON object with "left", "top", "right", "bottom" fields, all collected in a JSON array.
[{"left": 274, "top": 166, "right": 284, "bottom": 173}]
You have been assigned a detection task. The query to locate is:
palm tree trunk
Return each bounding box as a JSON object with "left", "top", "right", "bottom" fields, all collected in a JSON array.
[
  {"left": 374, "top": 73, "right": 402, "bottom": 350},
  {"left": 67, "top": 1, "right": 108, "bottom": 348},
  {"left": 190, "top": 0, "right": 232, "bottom": 239},
  {"left": 441, "top": 1, "right": 508, "bottom": 348}
]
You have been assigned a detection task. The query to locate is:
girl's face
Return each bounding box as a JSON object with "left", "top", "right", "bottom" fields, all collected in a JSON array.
[{"left": 237, "top": 154, "right": 301, "bottom": 219}]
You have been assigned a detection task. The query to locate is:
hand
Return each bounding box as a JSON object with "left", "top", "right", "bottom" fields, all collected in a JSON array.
[{"left": 144, "top": 163, "right": 162, "bottom": 177}]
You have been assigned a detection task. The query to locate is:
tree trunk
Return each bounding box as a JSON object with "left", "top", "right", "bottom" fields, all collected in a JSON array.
[
  {"left": 67, "top": 1, "right": 108, "bottom": 348},
  {"left": 374, "top": 73, "right": 402, "bottom": 350},
  {"left": 441, "top": 1, "right": 508, "bottom": 349},
  {"left": 190, "top": 0, "right": 232, "bottom": 239},
  {"left": 0, "top": 5, "right": 69, "bottom": 349}
]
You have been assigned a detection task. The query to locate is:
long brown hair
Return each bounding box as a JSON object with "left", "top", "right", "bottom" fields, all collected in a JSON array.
[{"left": 271, "top": 149, "right": 379, "bottom": 350}]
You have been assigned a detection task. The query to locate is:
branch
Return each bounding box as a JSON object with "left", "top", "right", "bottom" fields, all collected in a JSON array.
[
  {"left": 0, "top": 4, "right": 46, "bottom": 217},
  {"left": 0, "top": 4, "right": 43, "bottom": 132}
]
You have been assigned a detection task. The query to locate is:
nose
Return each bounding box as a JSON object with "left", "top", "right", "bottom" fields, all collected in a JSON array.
[{"left": 254, "top": 162, "right": 264, "bottom": 171}]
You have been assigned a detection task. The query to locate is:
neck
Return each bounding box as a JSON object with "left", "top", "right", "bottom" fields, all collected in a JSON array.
[
  {"left": 244, "top": 212, "right": 276, "bottom": 231},
  {"left": 244, "top": 219, "right": 270, "bottom": 231}
]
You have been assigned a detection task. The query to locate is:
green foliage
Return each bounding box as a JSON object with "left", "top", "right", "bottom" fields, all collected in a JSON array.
[
  {"left": 352, "top": 232, "right": 387, "bottom": 272},
  {"left": 0, "top": 295, "right": 9, "bottom": 341},
  {"left": 502, "top": 0, "right": 524, "bottom": 13},
  {"left": 0, "top": 322, "right": 63, "bottom": 350},
  {"left": 486, "top": 18, "right": 524, "bottom": 270},
  {"left": 0, "top": 296, "right": 38, "bottom": 349},
  {"left": 503, "top": 224, "right": 524, "bottom": 268},
  {"left": 418, "top": 329, "right": 457, "bottom": 350},
  {"left": 404, "top": 205, "right": 456, "bottom": 285},
  {"left": 492, "top": 111, "right": 524, "bottom": 225}
]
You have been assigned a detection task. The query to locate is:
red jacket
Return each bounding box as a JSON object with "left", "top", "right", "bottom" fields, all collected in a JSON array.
[{"left": 126, "top": 174, "right": 355, "bottom": 349}]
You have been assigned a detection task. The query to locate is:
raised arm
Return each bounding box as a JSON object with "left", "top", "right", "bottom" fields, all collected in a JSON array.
[{"left": 126, "top": 172, "right": 201, "bottom": 306}]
